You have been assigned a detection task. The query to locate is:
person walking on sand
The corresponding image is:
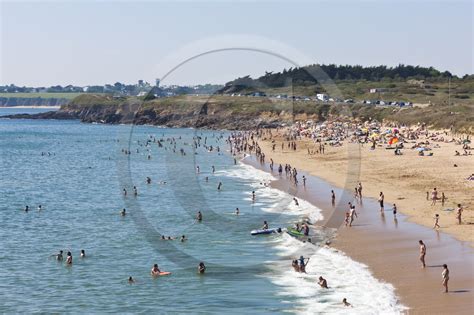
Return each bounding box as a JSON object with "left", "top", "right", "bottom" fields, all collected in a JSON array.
[
  {"left": 378, "top": 192, "right": 384, "bottom": 212},
  {"left": 442, "top": 264, "right": 449, "bottom": 293},
  {"left": 456, "top": 204, "right": 463, "bottom": 225},
  {"left": 419, "top": 240, "right": 426, "bottom": 268},
  {"left": 357, "top": 182, "right": 363, "bottom": 198},
  {"left": 349, "top": 203, "right": 357, "bottom": 227},
  {"left": 431, "top": 188, "right": 438, "bottom": 206},
  {"left": 392, "top": 203, "right": 397, "bottom": 217},
  {"left": 331, "top": 190, "right": 335, "bottom": 206},
  {"left": 433, "top": 214, "right": 440, "bottom": 229}
]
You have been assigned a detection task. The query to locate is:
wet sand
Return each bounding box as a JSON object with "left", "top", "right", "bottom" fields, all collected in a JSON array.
[{"left": 245, "top": 156, "right": 474, "bottom": 314}]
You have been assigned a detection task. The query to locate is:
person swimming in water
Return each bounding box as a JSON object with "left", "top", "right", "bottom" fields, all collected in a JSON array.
[
  {"left": 299, "top": 256, "right": 309, "bottom": 273},
  {"left": 24, "top": 205, "right": 29, "bottom": 212},
  {"left": 151, "top": 264, "right": 161, "bottom": 276},
  {"left": 38, "top": 205, "right": 42, "bottom": 211},
  {"left": 120, "top": 208, "right": 126, "bottom": 216},
  {"left": 80, "top": 249, "right": 85, "bottom": 258},
  {"left": 342, "top": 298, "right": 352, "bottom": 307},
  {"left": 318, "top": 276, "right": 328, "bottom": 288},
  {"left": 66, "top": 251, "right": 72, "bottom": 265},
  {"left": 146, "top": 177, "right": 151, "bottom": 184},
  {"left": 217, "top": 182, "right": 222, "bottom": 191},
  {"left": 235, "top": 207, "right": 240, "bottom": 215},
  {"left": 198, "top": 262, "right": 206, "bottom": 274},
  {"left": 292, "top": 259, "right": 300, "bottom": 272},
  {"left": 196, "top": 211, "right": 203, "bottom": 222},
  {"left": 53, "top": 250, "right": 63, "bottom": 261},
  {"left": 180, "top": 235, "right": 187, "bottom": 242},
  {"left": 128, "top": 276, "right": 135, "bottom": 284},
  {"left": 123, "top": 188, "right": 127, "bottom": 196}
]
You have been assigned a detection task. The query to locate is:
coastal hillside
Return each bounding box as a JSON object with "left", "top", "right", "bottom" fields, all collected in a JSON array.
[
  {"left": 8, "top": 93, "right": 474, "bottom": 133},
  {"left": 219, "top": 64, "right": 474, "bottom": 106}
]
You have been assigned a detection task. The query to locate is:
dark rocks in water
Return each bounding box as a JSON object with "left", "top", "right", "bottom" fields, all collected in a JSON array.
[{"left": 1, "top": 102, "right": 301, "bottom": 130}]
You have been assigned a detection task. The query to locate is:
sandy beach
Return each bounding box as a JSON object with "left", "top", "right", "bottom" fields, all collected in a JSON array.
[
  {"left": 257, "top": 130, "right": 473, "bottom": 243},
  {"left": 241, "top": 126, "right": 474, "bottom": 313}
]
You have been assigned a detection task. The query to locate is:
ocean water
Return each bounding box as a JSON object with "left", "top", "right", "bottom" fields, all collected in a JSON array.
[{"left": 0, "top": 110, "right": 405, "bottom": 314}]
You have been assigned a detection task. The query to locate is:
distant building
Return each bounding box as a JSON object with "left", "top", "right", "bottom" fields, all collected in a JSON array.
[
  {"left": 138, "top": 80, "right": 144, "bottom": 86},
  {"left": 316, "top": 93, "right": 329, "bottom": 101},
  {"left": 369, "top": 88, "right": 388, "bottom": 93}
]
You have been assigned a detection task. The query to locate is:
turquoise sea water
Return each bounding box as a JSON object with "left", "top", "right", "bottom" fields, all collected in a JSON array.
[{"left": 0, "top": 111, "right": 302, "bottom": 313}]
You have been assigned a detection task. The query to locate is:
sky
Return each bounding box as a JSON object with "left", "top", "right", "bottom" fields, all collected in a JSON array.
[{"left": 0, "top": 0, "right": 472, "bottom": 87}]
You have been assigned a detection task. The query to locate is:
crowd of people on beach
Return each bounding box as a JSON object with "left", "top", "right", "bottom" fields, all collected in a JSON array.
[{"left": 228, "top": 119, "right": 470, "bottom": 298}]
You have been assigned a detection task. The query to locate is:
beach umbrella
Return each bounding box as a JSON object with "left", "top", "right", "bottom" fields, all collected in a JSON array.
[{"left": 388, "top": 137, "right": 399, "bottom": 145}]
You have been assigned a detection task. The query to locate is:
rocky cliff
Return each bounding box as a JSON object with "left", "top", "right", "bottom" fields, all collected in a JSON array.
[
  {"left": 3, "top": 94, "right": 472, "bottom": 132},
  {"left": 3, "top": 95, "right": 321, "bottom": 130}
]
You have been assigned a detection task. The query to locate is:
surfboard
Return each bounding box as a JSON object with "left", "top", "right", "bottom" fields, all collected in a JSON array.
[
  {"left": 251, "top": 228, "right": 278, "bottom": 235},
  {"left": 287, "top": 228, "right": 304, "bottom": 237}
]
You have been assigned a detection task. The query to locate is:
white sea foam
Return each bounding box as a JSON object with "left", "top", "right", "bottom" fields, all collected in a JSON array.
[
  {"left": 269, "top": 234, "right": 407, "bottom": 314},
  {"left": 219, "top": 161, "right": 406, "bottom": 314}
]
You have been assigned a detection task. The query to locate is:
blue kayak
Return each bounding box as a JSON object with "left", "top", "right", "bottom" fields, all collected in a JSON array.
[{"left": 250, "top": 228, "right": 280, "bottom": 235}]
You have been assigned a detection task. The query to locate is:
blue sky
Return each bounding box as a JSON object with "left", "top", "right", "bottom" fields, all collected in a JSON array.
[{"left": 0, "top": 0, "right": 472, "bottom": 86}]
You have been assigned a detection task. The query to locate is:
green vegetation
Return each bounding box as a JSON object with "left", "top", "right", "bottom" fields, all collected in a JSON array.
[
  {"left": 65, "top": 93, "right": 474, "bottom": 133},
  {"left": 219, "top": 64, "right": 474, "bottom": 106}
]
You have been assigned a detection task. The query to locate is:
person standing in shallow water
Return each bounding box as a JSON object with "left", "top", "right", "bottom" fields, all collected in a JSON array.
[
  {"left": 66, "top": 251, "right": 72, "bottom": 265},
  {"left": 198, "top": 262, "right": 206, "bottom": 274},
  {"left": 378, "top": 192, "right": 384, "bottom": 212},
  {"left": 196, "top": 211, "right": 202, "bottom": 222},
  {"left": 331, "top": 190, "right": 335, "bottom": 206}
]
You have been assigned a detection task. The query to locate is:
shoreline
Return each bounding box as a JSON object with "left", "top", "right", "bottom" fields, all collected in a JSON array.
[
  {"left": 0, "top": 106, "right": 61, "bottom": 109},
  {"left": 243, "top": 155, "right": 474, "bottom": 313}
]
